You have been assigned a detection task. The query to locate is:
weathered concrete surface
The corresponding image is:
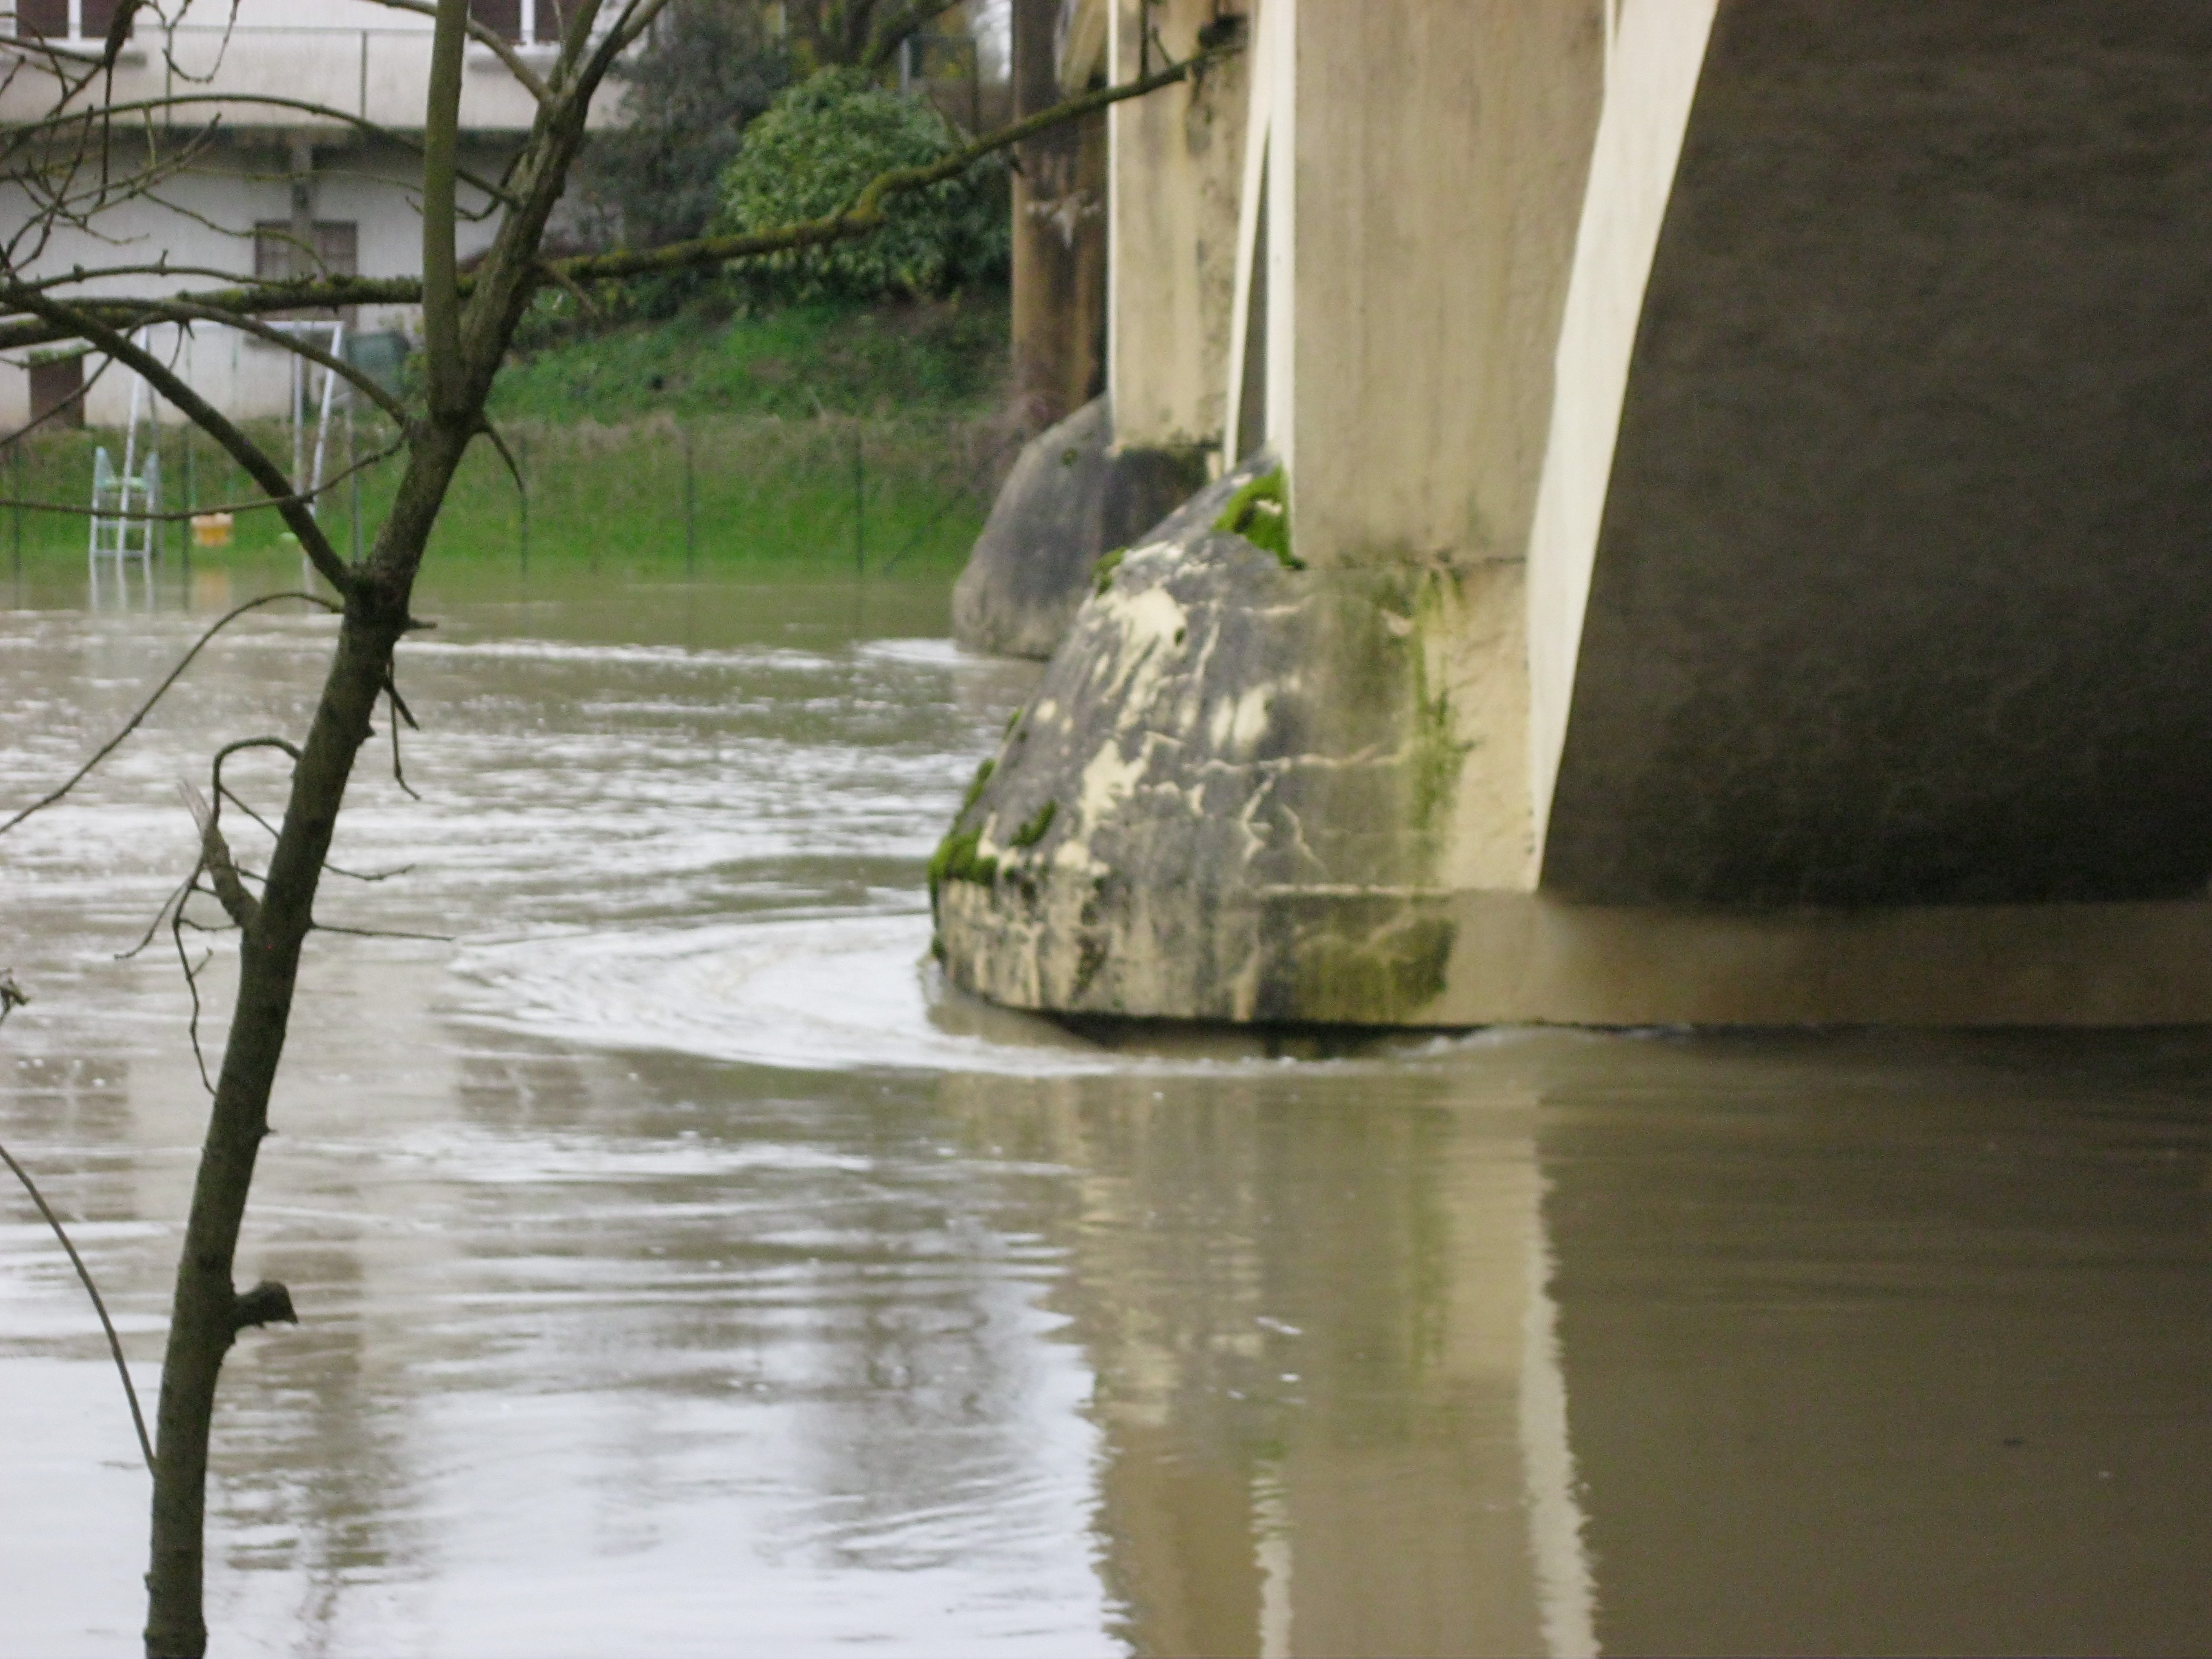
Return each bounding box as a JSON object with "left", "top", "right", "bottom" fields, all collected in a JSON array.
[
  {"left": 951, "top": 396, "right": 1207, "bottom": 659},
  {"left": 1107, "top": 0, "right": 1248, "bottom": 455},
  {"left": 1267, "top": 0, "right": 1606, "bottom": 571},
  {"left": 1540, "top": 1, "right": 2212, "bottom": 907},
  {"left": 937, "top": 460, "right": 1534, "bottom": 1023}
]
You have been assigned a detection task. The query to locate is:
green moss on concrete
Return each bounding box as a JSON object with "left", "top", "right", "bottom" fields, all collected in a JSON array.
[
  {"left": 1215, "top": 468, "right": 1300, "bottom": 569},
  {"left": 927, "top": 826, "right": 999, "bottom": 900},
  {"left": 1009, "top": 799, "right": 1057, "bottom": 848},
  {"left": 1406, "top": 573, "right": 1471, "bottom": 838},
  {"left": 1292, "top": 914, "right": 1456, "bottom": 1021}
]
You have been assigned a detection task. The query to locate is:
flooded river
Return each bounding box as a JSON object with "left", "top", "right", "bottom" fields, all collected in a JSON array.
[{"left": 4, "top": 565, "right": 2210, "bottom": 1657}]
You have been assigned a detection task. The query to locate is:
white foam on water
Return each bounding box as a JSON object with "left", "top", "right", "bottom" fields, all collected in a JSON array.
[
  {"left": 451, "top": 911, "right": 1137, "bottom": 1076},
  {"left": 855, "top": 637, "right": 996, "bottom": 669},
  {"left": 449, "top": 910, "right": 1533, "bottom": 1079}
]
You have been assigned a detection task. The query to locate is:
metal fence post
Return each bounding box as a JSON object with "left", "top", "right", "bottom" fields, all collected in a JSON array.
[{"left": 683, "top": 424, "right": 697, "bottom": 575}]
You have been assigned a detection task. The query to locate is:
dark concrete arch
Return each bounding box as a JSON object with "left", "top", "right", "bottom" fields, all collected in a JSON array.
[{"left": 1543, "top": 0, "right": 2212, "bottom": 905}]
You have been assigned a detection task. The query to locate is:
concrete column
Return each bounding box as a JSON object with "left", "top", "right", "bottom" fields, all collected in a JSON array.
[
  {"left": 1280, "top": 2, "right": 1604, "bottom": 574},
  {"left": 1105, "top": 0, "right": 1248, "bottom": 458}
]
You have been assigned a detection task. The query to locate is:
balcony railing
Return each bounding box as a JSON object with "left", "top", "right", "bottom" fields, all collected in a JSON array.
[{"left": 0, "top": 15, "right": 604, "bottom": 132}]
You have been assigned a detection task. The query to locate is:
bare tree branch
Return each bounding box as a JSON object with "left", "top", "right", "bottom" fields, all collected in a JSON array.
[
  {"left": 172, "top": 900, "right": 215, "bottom": 1094},
  {"left": 178, "top": 780, "right": 258, "bottom": 931},
  {"left": 521, "top": 51, "right": 1224, "bottom": 284},
  {"left": 0, "top": 58, "right": 1220, "bottom": 355},
  {"left": 0, "top": 94, "right": 520, "bottom": 205},
  {"left": 117, "top": 871, "right": 199, "bottom": 962},
  {"left": 0, "top": 593, "right": 337, "bottom": 840},
  {"left": 0, "top": 1136, "right": 156, "bottom": 1473},
  {"left": 4, "top": 289, "right": 354, "bottom": 588},
  {"left": 151, "top": 301, "right": 411, "bottom": 426},
  {"left": 364, "top": 0, "right": 554, "bottom": 107},
  {"left": 421, "top": 0, "right": 468, "bottom": 418},
  {"left": 383, "top": 671, "right": 421, "bottom": 800}
]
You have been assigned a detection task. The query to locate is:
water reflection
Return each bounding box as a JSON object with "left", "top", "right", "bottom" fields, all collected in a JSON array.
[
  {"left": 941, "top": 1056, "right": 1593, "bottom": 1659},
  {"left": 4, "top": 569, "right": 2211, "bottom": 1656}
]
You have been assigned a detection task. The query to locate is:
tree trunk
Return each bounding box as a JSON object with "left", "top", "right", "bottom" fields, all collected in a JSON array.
[
  {"left": 1010, "top": 0, "right": 1107, "bottom": 430},
  {"left": 142, "top": 422, "right": 470, "bottom": 1659}
]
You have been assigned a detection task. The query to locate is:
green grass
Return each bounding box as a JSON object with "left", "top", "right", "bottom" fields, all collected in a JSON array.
[
  {"left": 1, "top": 297, "right": 1014, "bottom": 583},
  {"left": 424, "top": 411, "right": 1007, "bottom": 571},
  {"left": 2, "top": 409, "right": 1007, "bottom": 580},
  {"left": 491, "top": 292, "right": 1010, "bottom": 423}
]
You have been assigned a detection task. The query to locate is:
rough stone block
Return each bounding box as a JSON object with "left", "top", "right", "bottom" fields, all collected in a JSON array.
[{"left": 951, "top": 395, "right": 1208, "bottom": 660}]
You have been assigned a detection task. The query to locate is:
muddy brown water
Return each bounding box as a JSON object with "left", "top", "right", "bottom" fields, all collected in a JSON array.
[{"left": 3, "top": 564, "right": 2210, "bottom": 1657}]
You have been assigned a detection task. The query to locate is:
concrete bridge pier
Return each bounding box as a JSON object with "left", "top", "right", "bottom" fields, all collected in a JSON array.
[{"left": 940, "top": 0, "right": 2212, "bottom": 1027}]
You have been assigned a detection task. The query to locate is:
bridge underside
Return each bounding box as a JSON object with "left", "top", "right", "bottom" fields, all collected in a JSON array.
[{"left": 1544, "top": 0, "right": 2212, "bottom": 908}]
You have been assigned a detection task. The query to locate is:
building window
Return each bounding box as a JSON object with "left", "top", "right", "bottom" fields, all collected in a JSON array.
[
  {"left": 253, "top": 221, "right": 360, "bottom": 285},
  {"left": 13, "top": 0, "right": 129, "bottom": 41},
  {"left": 252, "top": 221, "right": 360, "bottom": 327}
]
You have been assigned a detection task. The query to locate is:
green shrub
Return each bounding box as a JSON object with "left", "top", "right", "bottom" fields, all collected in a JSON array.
[{"left": 717, "top": 67, "right": 1008, "bottom": 304}]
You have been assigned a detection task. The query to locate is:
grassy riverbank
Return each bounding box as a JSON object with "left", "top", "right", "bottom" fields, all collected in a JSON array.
[
  {"left": 4, "top": 296, "right": 1012, "bottom": 580},
  {"left": 491, "top": 293, "right": 1009, "bottom": 423}
]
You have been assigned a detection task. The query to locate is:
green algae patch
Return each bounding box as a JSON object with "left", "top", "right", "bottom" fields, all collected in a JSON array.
[
  {"left": 1091, "top": 547, "right": 1127, "bottom": 596},
  {"left": 1404, "top": 574, "right": 1471, "bottom": 839},
  {"left": 1292, "top": 914, "right": 1456, "bottom": 1021},
  {"left": 928, "top": 826, "right": 998, "bottom": 900},
  {"left": 1010, "top": 800, "right": 1057, "bottom": 848},
  {"left": 1215, "top": 468, "right": 1299, "bottom": 569}
]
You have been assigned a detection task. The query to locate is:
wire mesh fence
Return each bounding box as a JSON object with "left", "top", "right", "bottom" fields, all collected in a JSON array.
[{"left": 3, "top": 410, "right": 1017, "bottom": 584}]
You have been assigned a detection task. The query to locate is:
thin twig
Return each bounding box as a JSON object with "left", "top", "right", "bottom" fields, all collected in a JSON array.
[
  {"left": 0, "top": 1139, "right": 155, "bottom": 1474},
  {"left": 0, "top": 593, "right": 338, "bottom": 840},
  {"left": 115, "top": 870, "right": 197, "bottom": 962},
  {"left": 310, "top": 922, "right": 455, "bottom": 943},
  {"left": 178, "top": 780, "right": 258, "bottom": 931},
  {"left": 384, "top": 672, "right": 420, "bottom": 800},
  {"left": 173, "top": 895, "right": 215, "bottom": 1096},
  {"left": 207, "top": 782, "right": 410, "bottom": 883}
]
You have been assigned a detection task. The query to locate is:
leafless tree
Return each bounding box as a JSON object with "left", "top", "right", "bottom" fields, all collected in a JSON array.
[{"left": 0, "top": 4, "right": 1226, "bottom": 1653}]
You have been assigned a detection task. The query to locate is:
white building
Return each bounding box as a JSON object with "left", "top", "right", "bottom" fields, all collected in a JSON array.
[{"left": 0, "top": 0, "right": 596, "bottom": 424}]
